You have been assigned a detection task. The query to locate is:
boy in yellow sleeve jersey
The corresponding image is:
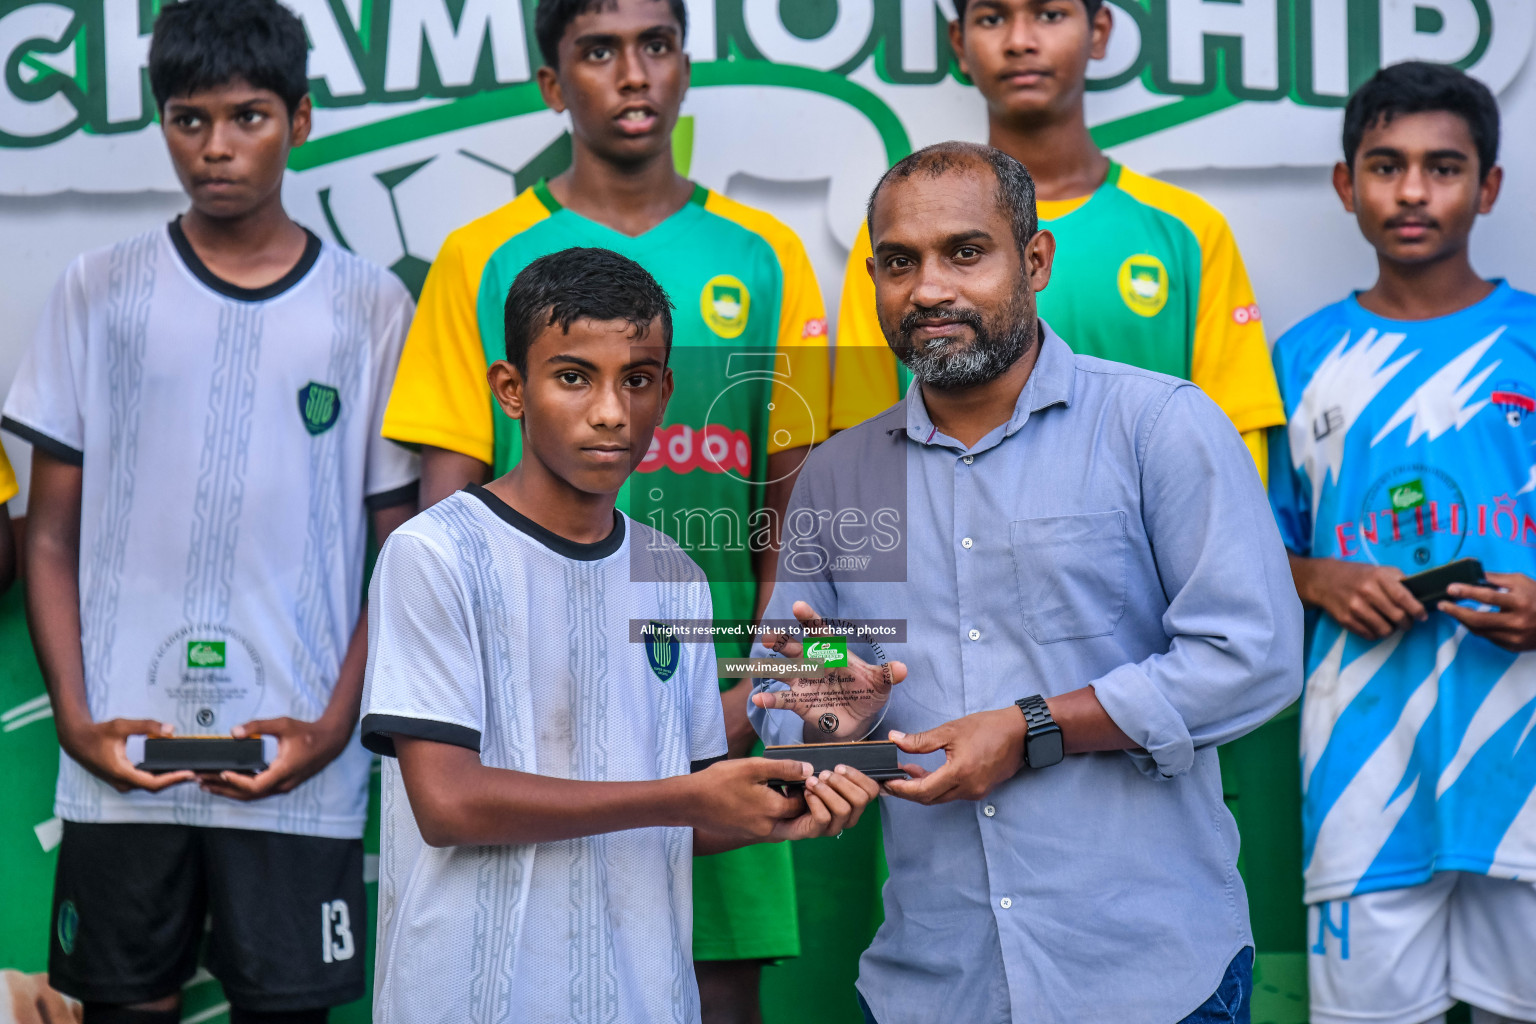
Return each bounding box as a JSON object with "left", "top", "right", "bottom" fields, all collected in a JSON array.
[
  {"left": 0, "top": 441, "right": 15, "bottom": 592},
  {"left": 381, "top": 0, "right": 831, "bottom": 1019},
  {"left": 833, "top": 0, "right": 1283, "bottom": 478}
]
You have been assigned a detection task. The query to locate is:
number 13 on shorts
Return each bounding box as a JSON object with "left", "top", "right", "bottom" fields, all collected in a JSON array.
[{"left": 322, "top": 899, "right": 356, "bottom": 963}]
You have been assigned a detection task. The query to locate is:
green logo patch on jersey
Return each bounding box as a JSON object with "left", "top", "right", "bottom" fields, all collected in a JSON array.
[
  {"left": 645, "top": 622, "right": 680, "bottom": 681},
  {"left": 701, "top": 274, "right": 750, "bottom": 338},
  {"left": 1390, "top": 479, "right": 1427, "bottom": 511},
  {"left": 804, "top": 637, "right": 848, "bottom": 667},
  {"left": 298, "top": 382, "right": 342, "bottom": 435},
  {"left": 1118, "top": 254, "right": 1169, "bottom": 318},
  {"left": 187, "top": 640, "right": 227, "bottom": 668}
]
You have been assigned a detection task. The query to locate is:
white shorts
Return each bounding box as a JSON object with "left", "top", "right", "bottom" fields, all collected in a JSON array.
[{"left": 1308, "top": 872, "right": 1536, "bottom": 1024}]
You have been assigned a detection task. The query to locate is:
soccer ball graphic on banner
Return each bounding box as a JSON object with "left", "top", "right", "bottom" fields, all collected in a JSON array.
[
  {"left": 286, "top": 83, "right": 898, "bottom": 294},
  {"left": 301, "top": 118, "right": 577, "bottom": 300}
]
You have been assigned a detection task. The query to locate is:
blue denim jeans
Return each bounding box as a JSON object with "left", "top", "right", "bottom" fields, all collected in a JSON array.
[
  {"left": 1178, "top": 947, "right": 1254, "bottom": 1023},
  {"left": 857, "top": 947, "right": 1254, "bottom": 1024}
]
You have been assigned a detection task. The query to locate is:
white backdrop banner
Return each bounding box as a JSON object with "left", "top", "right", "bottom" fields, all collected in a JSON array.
[{"left": 1, "top": 0, "right": 1532, "bottom": 274}]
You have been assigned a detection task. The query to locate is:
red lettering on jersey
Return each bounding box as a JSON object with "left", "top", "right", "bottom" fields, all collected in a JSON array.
[
  {"left": 638, "top": 423, "right": 753, "bottom": 475},
  {"left": 1361, "top": 513, "right": 1379, "bottom": 546}
]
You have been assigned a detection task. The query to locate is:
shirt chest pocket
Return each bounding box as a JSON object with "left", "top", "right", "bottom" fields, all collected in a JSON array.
[{"left": 1009, "top": 511, "right": 1129, "bottom": 644}]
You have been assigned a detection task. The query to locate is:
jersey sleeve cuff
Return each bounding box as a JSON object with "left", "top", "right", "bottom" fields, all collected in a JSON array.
[
  {"left": 365, "top": 481, "right": 419, "bottom": 512},
  {"left": 1, "top": 415, "right": 83, "bottom": 466},
  {"left": 361, "top": 713, "right": 481, "bottom": 758},
  {"left": 380, "top": 421, "right": 494, "bottom": 467},
  {"left": 1224, "top": 402, "right": 1288, "bottom": 437}
]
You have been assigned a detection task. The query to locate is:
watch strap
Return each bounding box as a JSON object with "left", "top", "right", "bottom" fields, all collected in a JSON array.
[{"left": 1014, "top": 694, "right": 1063, "bottom": 769}]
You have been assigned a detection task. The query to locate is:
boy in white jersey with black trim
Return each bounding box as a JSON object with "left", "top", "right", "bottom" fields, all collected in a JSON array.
[
  {"left": 1270, "top": 63, "right": 1536, "bottom": 1024},
  {"left": 361, "top": 247, "right": 877, "bottom": 1023},
  {"left": 1, "top": 1, "right": 418, "bottom": 1020}
]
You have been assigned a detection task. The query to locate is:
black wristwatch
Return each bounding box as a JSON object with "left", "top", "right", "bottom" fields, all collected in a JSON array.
[{"left": 1015, "top": 694, "right": 1064, "bottom": 769}]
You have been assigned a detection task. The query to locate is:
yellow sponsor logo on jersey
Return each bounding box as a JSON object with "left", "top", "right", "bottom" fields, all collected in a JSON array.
[
  {"left": 1117, "top": 254, "right": 1169, "bottom": 317},
  {"left": 701, "top": 274, "right": 750, "bottom": 338}
]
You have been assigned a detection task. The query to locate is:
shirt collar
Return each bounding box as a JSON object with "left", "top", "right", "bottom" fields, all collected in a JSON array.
[{"left": 887, "top": 320, "right": 1075, "bottom": 453}]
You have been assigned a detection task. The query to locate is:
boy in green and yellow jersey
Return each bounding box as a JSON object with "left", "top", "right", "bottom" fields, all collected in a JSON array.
[
  {"left": 381, "top": 0, "right": 830, "bottom": 1019},
  {"left": 0, "top": 441, "right": 15, "bottom": 592},
  {"left": 834, "top": 0, "right": 1283, "bottom": 477}
]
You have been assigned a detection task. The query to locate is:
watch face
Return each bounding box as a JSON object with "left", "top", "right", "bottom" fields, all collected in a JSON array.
[{"left": 1029, "top": 730, "right": 1065, "bottom": 768}]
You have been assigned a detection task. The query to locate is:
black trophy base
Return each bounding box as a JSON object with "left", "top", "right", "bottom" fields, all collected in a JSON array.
[
  {"left": 762, "top": 740, "right": 909, "bottom": 787},
  {"left": 138, "top": 737, "right": 268, "bottom": 775}
]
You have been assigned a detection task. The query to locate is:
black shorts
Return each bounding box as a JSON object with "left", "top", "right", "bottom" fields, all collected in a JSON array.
[{"left": 48, "top": 822, "right": 366, "bottom": 1011}]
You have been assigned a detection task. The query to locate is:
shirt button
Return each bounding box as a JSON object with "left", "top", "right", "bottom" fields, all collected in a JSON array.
[
  {"left": 963, "top": 455, "right": 975, "bottom": 465},
  {"left": 961, "top": 537, "right": 973, "bottom": 549},
  {"left": 999, "top": 897, "right": 1012, "bottom": 909},
  {"left": 968, "top": 628, "right": 981, "bottom": 641},
  {"left": 983, "top": 805, "right": 996, "bottom": 817}
]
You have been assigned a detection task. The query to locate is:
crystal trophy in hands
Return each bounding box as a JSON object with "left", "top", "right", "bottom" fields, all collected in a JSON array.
[{"left": 751, "top": 601, "right": 908, "bottom": 783}]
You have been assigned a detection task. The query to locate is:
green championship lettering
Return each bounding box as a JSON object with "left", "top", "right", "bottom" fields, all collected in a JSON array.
[{"left": 0, "top": 1, "right": 1499, "bottom": 148}]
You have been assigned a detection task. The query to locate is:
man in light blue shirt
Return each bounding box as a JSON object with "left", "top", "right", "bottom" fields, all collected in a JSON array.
[{"left": 749, "top": 142, "right": 1303, "bottom": 1023}]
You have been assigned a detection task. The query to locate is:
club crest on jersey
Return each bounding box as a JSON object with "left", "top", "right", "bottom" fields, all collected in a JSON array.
[
  {"left": 645, "top": 621, "right": 680, "bottom": 682},
  {"left": 1492, "top": 381, "right": 1536, "bottom": 427},
  {"left": 701, "top": 275, "right": 750, "bottom": 338},
  {"left": 298, "top": 382, "right": 341, "bottom": 435},
  {"left": 1117, "top": 254, "right": 1169, "bottom": 318}
]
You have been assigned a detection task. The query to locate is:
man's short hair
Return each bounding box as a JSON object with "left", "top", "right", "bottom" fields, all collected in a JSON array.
[
  {"left": 504, "top": 248, "right": 675, "bottom": 375},
  {"left": 1343, "top": 61, "right": 1500, "bottom": 179},
  {"left": 867, "top": 141, "right": 1038, "bottom": 255},
  {"left": 953, "top": 0, "right": 1103, "bottom": 21},
  {"left": 149, "top": 0, "right": 309, "bottom": 115},
  {"left": 535, "top": 0, "right": 688, "bottom": 69}
]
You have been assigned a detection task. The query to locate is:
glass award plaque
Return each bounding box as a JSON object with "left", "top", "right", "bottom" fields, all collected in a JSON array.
[{"left": 752, "top": 620, "right": 907, "bottom": 784}]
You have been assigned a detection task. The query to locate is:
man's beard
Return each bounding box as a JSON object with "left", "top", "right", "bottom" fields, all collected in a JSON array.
[{"left": 886, "top": 294, "right": 1033, "bottom": 390}]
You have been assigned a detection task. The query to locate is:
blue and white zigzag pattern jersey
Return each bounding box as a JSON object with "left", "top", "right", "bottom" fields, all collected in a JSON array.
[{"left": 1270, "top": 281, "right": 1536, "bottom": 903}]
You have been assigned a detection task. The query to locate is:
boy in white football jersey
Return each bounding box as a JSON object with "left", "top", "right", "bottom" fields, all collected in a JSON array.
[
  {"left": 1, "top": 0, "right": 418, "bottom": 1019},
  {"left": 360, "top": 247, "right": 878, "bottom": 1023}
]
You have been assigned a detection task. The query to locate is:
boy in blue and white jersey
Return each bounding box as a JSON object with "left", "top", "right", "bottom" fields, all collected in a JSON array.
[{"left": 1270, "top": 62, "right": 1536, "bottom": 1024}]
